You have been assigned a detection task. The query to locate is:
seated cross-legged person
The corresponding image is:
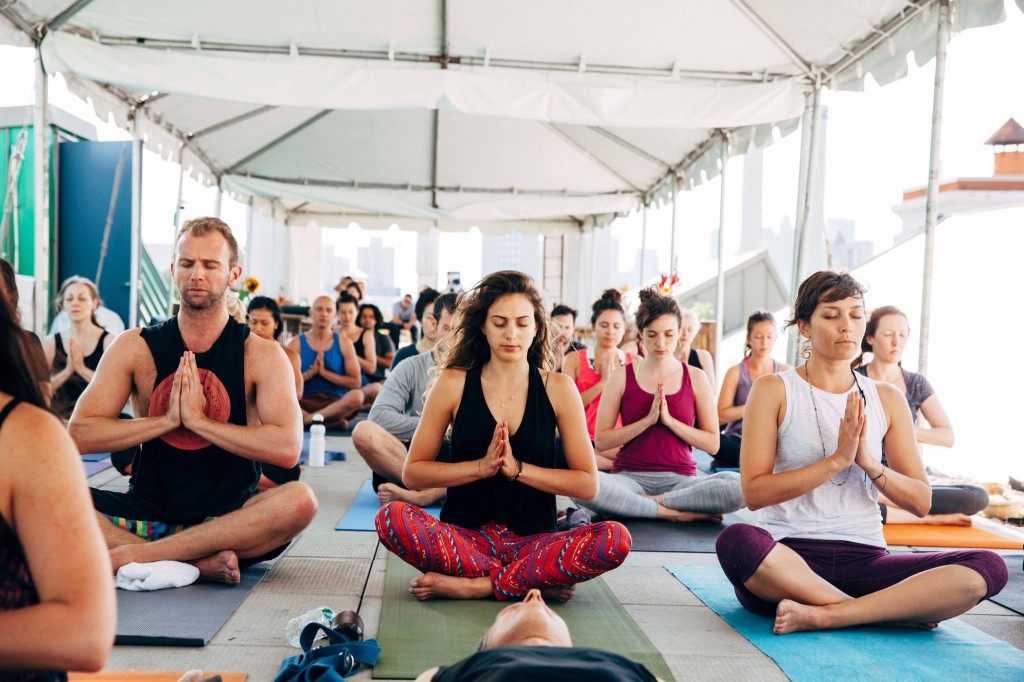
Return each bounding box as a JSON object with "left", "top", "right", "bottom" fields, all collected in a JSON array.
[
  {"left": 247, "top": 295, "right": 303, "bottom": 490},
  {"left": 353, "top": 293, "right": 458, "bottom": 507},
  {"left": 359, "top": 303, "right": 396, "bottom": 376},
  {"left": 391, "top": 287, "right": 441, "bottom": 369},
  {"left": 562, "top": 289, "right": 632, "bottom": 471},
  {"left": 857, "top": 305, "right": 988, "bottom": 526},
  {"left": 69, "top": 217, "right": 317, "bottom": 584},
  {"left": 576, "top": 288, "right": 744, "bottom": 522},
  {"left": 674, "top": 308, "right": 716, "bottom": 392},
  {"left": 415, "top": 589, "right": 659, "bottom": 682},
  {"left": 0, "top": 276, "right": 116, "bottom": 677},
  {"left": 716, "top": 311, "right": 789, "bottom": 469},
  {"left": 288, "top": 295, "right": 365, "bottom": 430},
  {"left": 337, "top": 294, "right": 383, "bottom": 407},
  {"left": 375, "top": 271, "right": 631, "bottom": 602},
  {"left": 715, "top": 271, "right": 1007, "bottom": 634}
]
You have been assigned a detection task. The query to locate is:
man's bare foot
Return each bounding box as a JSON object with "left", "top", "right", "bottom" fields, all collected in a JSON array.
[
  {"left": 377, "top": 483, "right": 444, "bottom": 507},
  {"left": 657, "top": 505, "right": 724, "bottom": 523},
  {"left": 191, "top": 550, "right": 241, "bottom": 585},
  {"left": 773, "top": 599, "right": 829, "bottom": 634},
  {"left": 540, "top": 586, "right": 576, "bottom": 602},
  {"left": 409, "top": 573, "right": 492, "bottom": 600}
]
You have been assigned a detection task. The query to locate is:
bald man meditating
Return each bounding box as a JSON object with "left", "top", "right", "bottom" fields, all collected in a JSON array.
[{"left": 287, "top": 295, "right": 365, "bottom": 430}]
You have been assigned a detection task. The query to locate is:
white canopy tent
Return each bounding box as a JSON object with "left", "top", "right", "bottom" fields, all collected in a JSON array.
[{"left": 0, "top": 0, "right": 1015, "bottom": 357}]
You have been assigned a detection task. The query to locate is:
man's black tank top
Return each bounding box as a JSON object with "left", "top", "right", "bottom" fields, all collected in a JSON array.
[
  {"left": 442, "top": 367, "right": 558, "bottom": 537},
  {"left": 133, "top": 316, "right": 255, "bottom": 524}
]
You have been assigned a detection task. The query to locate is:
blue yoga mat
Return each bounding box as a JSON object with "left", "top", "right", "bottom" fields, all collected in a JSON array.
[
  {"left": 335, "top": 479, "right": 441, "bottom": 531},
  {"left": 667, "top": 566, "right": 1024, "bottom": 681},
  {"left": 299, "top": 432, "right": 345, "bottom": 464},
  {"left": 84, "top": 459, "right": 113, "bottom": 477},
  {"left": 81, "top": 452, "right": 111, "bottom": 462}
]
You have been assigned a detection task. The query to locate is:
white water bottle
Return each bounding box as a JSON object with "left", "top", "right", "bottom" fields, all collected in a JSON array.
[
  {"left": 309, "top": 415, "right": 326, "bottom": 467},
  {"left": 284, "top": 605, "right": 335, "bottom": 648}
]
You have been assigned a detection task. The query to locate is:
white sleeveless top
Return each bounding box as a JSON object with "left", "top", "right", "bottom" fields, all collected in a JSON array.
[{"left": 759, "top": 368, "right": 887, "bottom": 547}]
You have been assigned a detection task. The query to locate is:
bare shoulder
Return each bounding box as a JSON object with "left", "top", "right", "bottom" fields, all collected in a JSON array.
[
  {"left": 687, "top": 363, "right": 710, "bottom": 386},
  {"left": 102, "top": 328, "right": 150, "bottom": 365},
  {"left": 0, "top": 399, "right": 75, "bottom": 459},
  {"left": 436, "top": 367, "right": 467, "bottom": 390},
  {"left": 245, "top": 333, "right": 289, "bottom": 367},
  {"left": 282, "top": 344, "right": 300, "bottom": 362},
  {"left": 874, "top": 380, "right": 909, "bottom": 412},
  {"left": 542, "top": 369, "right": 575, "bottom": 395},
  {"left": 697, "top": 348, "right": 715, "bottom": 365}
]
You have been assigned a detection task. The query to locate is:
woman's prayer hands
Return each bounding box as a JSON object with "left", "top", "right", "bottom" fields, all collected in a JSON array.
[
  {"left": 645, "top": 383, "right": 664, "bottom": 427},
  {"left": 478, "top": 421, "right": 517, "bottom": 479},
  {"left": 834, "top": 390, "right": 866, "bottom": 469}
]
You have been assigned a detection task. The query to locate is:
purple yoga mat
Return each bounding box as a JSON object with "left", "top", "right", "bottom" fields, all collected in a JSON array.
[{"left": 84, "top": 459, "right": 113, "bottom": 477}]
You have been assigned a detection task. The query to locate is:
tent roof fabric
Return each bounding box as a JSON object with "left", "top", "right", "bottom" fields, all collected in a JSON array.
[{"left": 0, "top": 0, "right": 1011, "bottom": 233}]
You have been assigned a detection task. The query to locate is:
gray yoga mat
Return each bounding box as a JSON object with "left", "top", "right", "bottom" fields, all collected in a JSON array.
[
  {"left": 618, "top": 513, "right": 742, "bottom": 552},
  {"left": 990, "top": 554, "right": 1024, "bottom": 616},
  {"left": 114, "top": 562, "right": 271, "bottom": 646}
]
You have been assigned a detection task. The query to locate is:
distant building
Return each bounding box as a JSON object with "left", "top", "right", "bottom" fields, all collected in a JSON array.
[
  {"left": 358, "top": 237, "right": 399, "bottom": 297},
  {"left": 828, "top": 219, "right": 874, "bottom": 271},
  {"left": 481, "top": 232, "right": 543, "bottom": 283},
  {"left": 894, "top": 118, "right": 1024, "bottom": 240}
]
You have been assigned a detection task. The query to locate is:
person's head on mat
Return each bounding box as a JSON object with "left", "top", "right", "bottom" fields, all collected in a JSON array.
[
  {"left": 550, "top": 303, "right": 578, "bottom": 354},
  {"left": 590, "top": 289, "right": 627, "bottom": 350},
  {"left": 478, "top": 588, "right": 572, "bottom": 650},
  {"left": 247, "top": 295, "right": 285, "bottom": 341},
  {"left": 336, "top": 293, "right": 359, "bottom": 330},
  {"left": 744, "top": 310, "right": 778, "bottom": 359},
  {"left": 310, "top": 295, "right": 337, "bottom": 331},
  {"left": 173, "top": 217, "right": 242, "bottom": 310},
  {"left": 55, "top": 275, "right": 103, "bottom": 328},
  {"left": 440, "top": 270, "right": 554, "bottom": 371},
  {"left": 862, "top": 305, "right": 909, "bottom": 366}
]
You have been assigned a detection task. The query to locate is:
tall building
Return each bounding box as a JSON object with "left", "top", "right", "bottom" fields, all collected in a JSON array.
[
  {"left": 480, "top": 232, "right": 543, "bottom": 283},
  {"left": 357, "top": 237, "right": 399, "bottom": 297}
]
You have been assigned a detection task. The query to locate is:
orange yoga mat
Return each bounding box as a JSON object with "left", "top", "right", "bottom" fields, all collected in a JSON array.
[
  {"left": 883, "top": 523, "right": 1023, "bottom": 549},
  {"left": 70, "top": 672, "right": 247, "bottom": 682}
]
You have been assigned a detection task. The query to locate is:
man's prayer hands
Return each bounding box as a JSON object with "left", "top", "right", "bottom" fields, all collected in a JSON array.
[{"left": 179, "top": 352, "right": 208, "bottom": 429}]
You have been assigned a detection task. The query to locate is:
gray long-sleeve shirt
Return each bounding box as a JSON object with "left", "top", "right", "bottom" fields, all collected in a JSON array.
[{"left": 366, "top": 349, "right": 435, "bottom": 442}]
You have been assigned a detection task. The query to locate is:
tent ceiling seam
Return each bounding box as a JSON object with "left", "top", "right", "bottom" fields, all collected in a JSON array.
[
  {"left": 63, "top": 31, "right": 802, "bottom": 83},
  {"left": 188, "top": 104, "right": 277, "bottom": 140},
  {"left": 543, "top": 123, "right": 643, "bottom": 192},
  {"left": 225, "top": 108, "right": 333, "bottom": 173},
  {"left": 44, "top": 0, "right": 96, "bottom": 34},
  {"left": 590, "top": 127, "right": 673, "bottom": 171},
  {"left": 0, "top": 5, "right": 35, "bottom": 39}
]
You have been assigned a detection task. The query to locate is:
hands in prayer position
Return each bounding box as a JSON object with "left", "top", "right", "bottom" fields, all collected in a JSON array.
[
  {"left": 164, "top": 351, "right": 209, "bottom": 430},
  {"left": 478, "top": 420, "right": 519, "bottom": 479}
]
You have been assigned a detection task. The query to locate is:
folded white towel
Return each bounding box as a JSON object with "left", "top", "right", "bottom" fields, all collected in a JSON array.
[{"left": 115, "top": 560, "right": 200, "bottom": 591}]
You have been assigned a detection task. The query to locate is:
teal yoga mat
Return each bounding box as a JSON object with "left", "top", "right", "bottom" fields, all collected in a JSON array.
[
  {"left": 335, "top": 479, "right": 441, "bottom": 531},
  {"left": 81, "top": 452, "right": 111, "bottom": 462},
  {"left": 667, "top": 565, "right": 1024, "bottom": 681}
]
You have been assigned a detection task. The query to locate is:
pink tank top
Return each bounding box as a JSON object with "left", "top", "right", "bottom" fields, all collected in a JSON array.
[
  {"left": 613, "top": 362, "right": 697, "bottom": 476},
  {"left": 573, "top": 348, "right": 630, "bottom": 439}
]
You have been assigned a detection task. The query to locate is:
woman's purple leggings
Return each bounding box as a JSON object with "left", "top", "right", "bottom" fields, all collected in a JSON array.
[{"left": 715, "top": 523, "right": 1009, "bottom": 617}]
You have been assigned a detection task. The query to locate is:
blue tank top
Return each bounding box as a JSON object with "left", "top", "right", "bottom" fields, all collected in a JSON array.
[{"left": 300, "top": 332, "right": 349, "bottom": 397}]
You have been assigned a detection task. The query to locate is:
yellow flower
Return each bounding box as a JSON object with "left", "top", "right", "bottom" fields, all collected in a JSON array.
[{"left": 244, "top": 276, "right": 260, "bottom": 294}]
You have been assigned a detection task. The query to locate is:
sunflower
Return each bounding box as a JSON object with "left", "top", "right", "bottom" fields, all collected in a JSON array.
[{"left": 244, "top": 276, "right": 260, "bottom": 294}]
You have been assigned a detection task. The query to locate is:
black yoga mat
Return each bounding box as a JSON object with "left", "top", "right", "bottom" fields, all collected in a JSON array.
[
  {"left": 114, "top": 563, "right": 271, "bottom": 646},
  {"left": 618, "top": 513, "right": 742, "bottom": 552},
  {"left": 990, "top": 554, "right": 1024, "bottom": 616}
]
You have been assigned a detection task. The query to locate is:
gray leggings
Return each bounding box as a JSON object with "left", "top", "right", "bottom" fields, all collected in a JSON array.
[{"left": 575, "top": 470, "right": 744, "bottom": 519}]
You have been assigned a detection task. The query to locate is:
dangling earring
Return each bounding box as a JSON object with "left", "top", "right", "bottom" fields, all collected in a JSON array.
[{"left": 801, "top": 342, "right": 812, "bottom": 360}]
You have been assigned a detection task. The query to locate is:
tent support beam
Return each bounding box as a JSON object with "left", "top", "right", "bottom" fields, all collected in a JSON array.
[
  {"left": 189, "top": 105, "right": 277, "bottom": 140},
  {"left": 544, "top": 124, "right": 642, "bottom": 191},
  {"left": 714, "top": 131, "right": 729, "bottom": 377},
  {"left": 919, "top": 0, "right": 950, "bottom": 375},
  {"left": 225, "top": 109, "right": 333, "bottom": 173},
  {"left": 823, "top": 0, "right": 933, "bottom": 86},
  {"left": 32, "top": 47, "right": 50, "bottom": 334},
  {"left": 591, "top": 128, "right": 673, "bottom": 171},
  {"left": 0, "top": 6, "right": 35, "bottom": 37},
  {"left": 46, "top": 0, "right": 98, "bottom": 33},
  {"left": 787, "top": 85, "right": 822, "bottom": 366},
  {"left": 729, "top": 0, "right": 815, "bottom": 78},
  {"left": 431, "top": 0, "right": 448, "bottom": 209}
]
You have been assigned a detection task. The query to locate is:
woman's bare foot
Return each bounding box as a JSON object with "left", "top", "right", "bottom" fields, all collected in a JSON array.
[
  {"left": 410, "top": 573, "right": 492, "bottom": 600},
  {"left": 191, "top": 550, "right": 241, "bottom": 585},
  {"left": 540, "top": 586, "right": 576, "bottom": 602},
  {"left": 773, "top": 599, "right": 828, "bottom": 634},
  {"left": 657, "top": 504, "right": 724, "bottom": 523},
  {"left": 377, "top": 483, "right": 444, "bottom": 507},
  {"left": 922, "top": 513, "right": 972, "bottom": 526}
]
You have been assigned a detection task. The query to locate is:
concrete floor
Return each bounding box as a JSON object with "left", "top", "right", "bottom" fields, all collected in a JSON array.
[{"left": 89, "top": 433, "right": 1024, "bottom": 681}]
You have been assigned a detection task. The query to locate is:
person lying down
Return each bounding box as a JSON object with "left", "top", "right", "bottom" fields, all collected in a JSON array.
[{"left": 414, "top": 588, "right": 662, "bottom": 681}]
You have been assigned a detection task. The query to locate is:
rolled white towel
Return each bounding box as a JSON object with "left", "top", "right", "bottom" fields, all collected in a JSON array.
[{"left": 115, "top": 560, "right": 200, "bottom": 591}]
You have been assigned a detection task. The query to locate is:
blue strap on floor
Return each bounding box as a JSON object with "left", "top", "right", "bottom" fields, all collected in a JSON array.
[
  {"left": 335, "top": 479, "right": 441, "bottom": 531},
  {"left": 667, "top": 565, "right": 1024, "bottom": 681},
  {"left": 274, "top": 622, "right": 380, "bottom": 681}
]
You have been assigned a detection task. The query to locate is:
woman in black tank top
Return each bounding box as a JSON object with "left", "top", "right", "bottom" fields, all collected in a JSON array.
[
  {"left": 0, "top": 279, "right": 114, "bottom": 676},
  {"left": 375, "top": 271, "right": 631, "bottom": 601}
]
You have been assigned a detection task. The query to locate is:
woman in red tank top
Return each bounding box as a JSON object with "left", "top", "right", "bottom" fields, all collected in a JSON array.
[
  {"left": 573, "top": 288, "right": 744, "bottom": 522},
  {"left": 563, "top": 289, "right": 631, "bottom": 470}
]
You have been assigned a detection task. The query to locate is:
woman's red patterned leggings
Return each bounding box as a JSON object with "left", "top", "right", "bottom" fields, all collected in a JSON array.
[{"left": 375, "top": 501, "right": 632, "bottom": 600}]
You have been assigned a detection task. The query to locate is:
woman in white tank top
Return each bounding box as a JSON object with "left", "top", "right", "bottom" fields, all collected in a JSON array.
[{"left": 714, "top": 271, "right": 1006, "bottom": 635}]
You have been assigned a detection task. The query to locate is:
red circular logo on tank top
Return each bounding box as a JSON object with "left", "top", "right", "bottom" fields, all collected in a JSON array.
[{"left": 149, "top": 368, "right": 231, "bottom": 450}]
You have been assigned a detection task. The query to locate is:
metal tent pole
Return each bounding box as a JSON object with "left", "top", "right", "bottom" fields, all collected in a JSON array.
[
  {"left": 214, "top": 177, "right": 223, "bottom": 218},
  {"left": 787, "top": 85, "right": 822, "bottom": 366},
  {"left": 129, "top": 139, "right": 142, "bottom": 328},
  {"left": 639, "top": 204, "right": 648, "bottom": 288},
  {"left": 670, "top": 176, "right": 679, "bottom": 274},
  {"left": 919, "top": 0, "right": 951, "bottom": 375},
  {"left": 32, "top": 49, "right": 50, "bottom": 335},
  {"left": 714, "top": 131, "right": 729, "bottom": 378}
]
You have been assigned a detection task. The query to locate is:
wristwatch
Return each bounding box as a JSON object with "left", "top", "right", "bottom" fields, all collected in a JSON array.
[{"left": 506, "top": 458, "right": 523, "bottom": 482}]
